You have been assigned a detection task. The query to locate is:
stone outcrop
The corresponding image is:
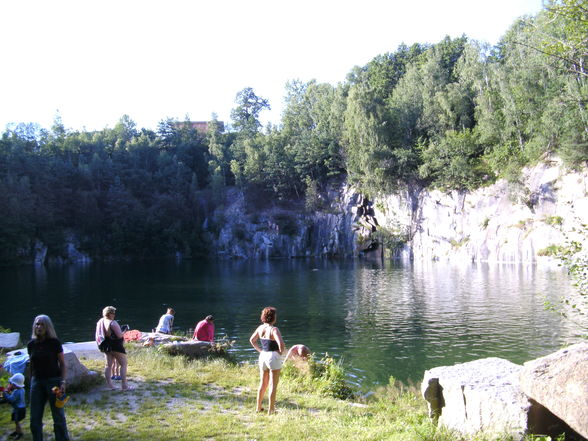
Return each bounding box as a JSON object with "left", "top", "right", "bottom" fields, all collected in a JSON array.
[
  {"left": 422, "top": 358, "right": 531, "bottom": 438},
  {"left": 423, "top": 348, "right": 588, "bottom": 440},
  {"left": 207, "top": 186, "right": 361, "bottom": 259},
  {"left": 206, "top": 157, "right": 587, "bottom": 263},
  {"left": 376, "top": 156, "right": 588, "bottom": 263},
  {"left": 520, "top": 343, "right": 588, "bottom": 439}
]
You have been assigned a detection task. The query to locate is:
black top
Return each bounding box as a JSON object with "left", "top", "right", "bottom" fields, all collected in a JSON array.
[
  {"left": 27, "top": 338, "right": 63, "bottom": 379},
  {"left": 260, "top": 338, "right": 279, "bottom": 352}
]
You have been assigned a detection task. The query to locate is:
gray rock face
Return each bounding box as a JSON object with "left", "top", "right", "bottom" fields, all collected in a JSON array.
[
  {"left": 520, "top": 343, "right": 588, "bottom": 439},
  {"left": 376, "top": 157, "right": 588, "bottom": 264},
  {"left": 422, "top": 358, "right": 531, "bottom": 438},
  {"left": 209, "top": 186, "right": 361, "bottom": 259},
  {"left": 207, "top": 158, "right": 587, "bottom": 263}
]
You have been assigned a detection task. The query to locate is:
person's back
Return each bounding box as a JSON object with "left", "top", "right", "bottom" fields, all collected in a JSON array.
[
  {"left": 155, "top": 308, "right": 175, "bottom": 334},
  {"left": 193, "top": 315, "right": 214, "bottom": 342}
]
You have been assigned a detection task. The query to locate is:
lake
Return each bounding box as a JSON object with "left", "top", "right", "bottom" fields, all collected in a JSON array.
[{"left": 0, "top": 258, "right": 583, "bottom": 389}]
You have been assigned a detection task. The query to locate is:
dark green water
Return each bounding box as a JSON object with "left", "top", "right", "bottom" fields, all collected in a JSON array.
[{"left": 0, "top": 259, "right": 581, "bottom": 389}]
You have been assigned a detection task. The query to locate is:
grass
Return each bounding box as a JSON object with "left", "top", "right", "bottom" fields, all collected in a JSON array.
[{"left": 0, "top": 347, "right": 550, "bottom": 441}]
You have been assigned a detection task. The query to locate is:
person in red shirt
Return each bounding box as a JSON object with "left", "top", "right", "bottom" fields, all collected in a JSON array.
[{"left": 192, "top": 315, "right": 215, "bottom": 342}]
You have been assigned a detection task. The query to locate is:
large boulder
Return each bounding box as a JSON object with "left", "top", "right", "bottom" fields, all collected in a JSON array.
[
  {"left": 422, "top": 358, "right": 531, "bottom": 438},
  {"left": 520, "top": 343, "right": 588, "bottom": 440},
  {"left": 63, "top": 348, "right": 95, "bottom": 387},
  {"left": 0, "top": 332, "right": 21, "bottom": 351},
  {"left": 5, "top": 346, "right": 95, "bottom": 388}
]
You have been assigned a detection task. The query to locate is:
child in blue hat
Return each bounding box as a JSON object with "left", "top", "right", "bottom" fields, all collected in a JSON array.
[{"left": 4, "top": 373, "right": 26, "bottom": 439}]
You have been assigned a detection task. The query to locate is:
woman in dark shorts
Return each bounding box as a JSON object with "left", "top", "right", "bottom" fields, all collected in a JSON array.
[
  {"left": 28, "top": 314, "right": 70, "bottom": 441},
  {"left": 95, "top": 306, "right": 131, "bottom": 390}
]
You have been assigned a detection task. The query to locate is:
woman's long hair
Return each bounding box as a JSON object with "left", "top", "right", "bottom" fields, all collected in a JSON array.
[{"left": 31, "top": 314, "right": 58, "bottom": 340}]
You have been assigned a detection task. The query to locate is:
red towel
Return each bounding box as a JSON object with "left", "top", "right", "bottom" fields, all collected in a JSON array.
[{"left": 123, "top": 329, "right": 142, "bottom": 341}]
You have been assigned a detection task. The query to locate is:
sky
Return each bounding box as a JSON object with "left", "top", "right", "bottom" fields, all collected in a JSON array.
[{"left": 0, "top": 0, "right": 544, "bottom": 133}]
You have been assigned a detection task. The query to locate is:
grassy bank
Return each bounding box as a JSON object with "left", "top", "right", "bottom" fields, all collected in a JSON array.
[{"left": 0, "top": 347, "right": 541, "bottom": 441}]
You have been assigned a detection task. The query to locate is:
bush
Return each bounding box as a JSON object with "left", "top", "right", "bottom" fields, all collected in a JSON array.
[{"left": 283, "top": 353, "right": 355, "bottom": 400}]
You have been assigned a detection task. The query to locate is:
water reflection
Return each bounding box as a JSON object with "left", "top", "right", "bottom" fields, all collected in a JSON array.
[{"left": 0, "top": 259, "right": 583, "bottom": 388}]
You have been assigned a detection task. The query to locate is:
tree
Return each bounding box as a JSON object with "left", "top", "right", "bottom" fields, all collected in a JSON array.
[
  {"left": 281, "top": 80, "right": 345, "bottom": 185},
  {"left": 542, "top": 0, "right": 588, "bottom": 78},
  {"left": 230, "top": 87, "right": 270, "bottom": 137},
  {"left": 419, "top": 129, "right": 492, "bottom": 191}
]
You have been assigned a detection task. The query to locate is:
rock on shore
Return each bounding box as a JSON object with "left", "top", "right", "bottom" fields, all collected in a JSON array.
[{"left": 422, "top": 343, "right": 588, "bottom": 440}]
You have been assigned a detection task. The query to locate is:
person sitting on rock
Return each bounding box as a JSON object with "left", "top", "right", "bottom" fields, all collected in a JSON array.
[
  {"left": 155, "top": 308, "right": 175, "bottom": 334},
  {"left": 192, "top": 315, "right": 215, "bottom": 342}
]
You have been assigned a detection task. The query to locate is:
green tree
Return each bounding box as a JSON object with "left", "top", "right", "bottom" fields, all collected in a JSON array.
[{"left": 230, "top": 87, "right": 270, "bottom": 137}]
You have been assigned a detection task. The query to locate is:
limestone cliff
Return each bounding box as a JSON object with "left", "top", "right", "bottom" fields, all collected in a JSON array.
[
  {"left": 207, "top": 157, "right": 587, "bottom": 263},
  {"left": 375, "top": 156, "right": 588, "bottom": 263}
]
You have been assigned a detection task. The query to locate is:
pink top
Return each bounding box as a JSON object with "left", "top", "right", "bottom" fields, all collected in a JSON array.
[{"left": 193, "top": 320, "right": 214, "bottom": 342}]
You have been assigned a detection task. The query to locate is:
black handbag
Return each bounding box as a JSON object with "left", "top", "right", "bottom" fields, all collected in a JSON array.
[{"left": 98, "top": 337, "right": 111, "bottom": 353}]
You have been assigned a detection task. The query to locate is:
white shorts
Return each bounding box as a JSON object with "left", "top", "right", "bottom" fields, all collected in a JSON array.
[{"left": 258, "top": 351, "right": 283, "bottom": 371}]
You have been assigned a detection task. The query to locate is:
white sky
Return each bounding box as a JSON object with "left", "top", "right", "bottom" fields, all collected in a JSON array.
[{"left": 0, "top": 0, "right": 543, "bottom": 133}]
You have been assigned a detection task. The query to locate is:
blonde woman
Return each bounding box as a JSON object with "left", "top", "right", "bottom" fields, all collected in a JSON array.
[
  {"left": 249, "top": 306, "right": 285, "bottom": 414},
  {"left": 28, "top": 314, "right": 70, "bottom": 441},
  {"left": 95, "top": 306, "right": 131, "bottom": 390}
]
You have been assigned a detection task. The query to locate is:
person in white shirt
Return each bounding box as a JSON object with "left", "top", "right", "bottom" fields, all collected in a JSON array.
[{"left": 155, "top": 308, "right": 175, "bottom": 334}]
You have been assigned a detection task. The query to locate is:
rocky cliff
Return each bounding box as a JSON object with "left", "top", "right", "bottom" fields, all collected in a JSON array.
[
  {"left": 207, "top": 157, "right": 587, "bottom": 263},
  {"left": 377, "top": 156, "right": 588, "bottom": 263}
]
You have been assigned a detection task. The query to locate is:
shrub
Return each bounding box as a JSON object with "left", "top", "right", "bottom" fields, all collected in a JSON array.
[
  {"left": 537, "top": 245, "right": 564, "bottom": 256},
  {"left": 283, "top": 353, "right": 355, "bottom": 400},
  {"left": 543, "top": 216, "right": 563, "bottom": 226}
]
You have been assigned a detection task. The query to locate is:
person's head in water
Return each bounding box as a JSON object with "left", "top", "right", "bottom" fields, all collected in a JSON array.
[{"left": 260, "top": 307, "right": 277, "bottom": 324}]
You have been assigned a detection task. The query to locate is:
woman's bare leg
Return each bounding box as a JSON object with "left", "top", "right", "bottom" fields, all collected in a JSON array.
[
  {"left": 256, "top": 370, "right": 269, "bottom": 412},
  {"left": 112, "top": 352, "right": 129, "bottom": 389},
  {"left": 268, "top": 369, "right": 281, "bottom": 414},
  {"left": 105, "top": 353, "right": 115, "bottom": 388}
]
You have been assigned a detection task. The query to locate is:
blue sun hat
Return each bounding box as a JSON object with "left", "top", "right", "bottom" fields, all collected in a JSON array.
[{"left": 9, "top": 373, "right": 25, "bottom": 388}]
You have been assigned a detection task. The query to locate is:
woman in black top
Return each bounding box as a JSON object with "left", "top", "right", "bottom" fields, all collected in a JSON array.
[
  {"left": 27, "top": 314, "right": 69, "bottom": 441},
  {"left": 249, "top": 306, "right": 285, "bottom": 414}
]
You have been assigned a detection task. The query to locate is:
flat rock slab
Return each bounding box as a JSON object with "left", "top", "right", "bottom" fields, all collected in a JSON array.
[
  {"left": 0, "top": 332, "right": 21, "bottom": 349},
  {"left": 63, "top": 341, "right": 103, "bottom": 361},
  {"left": 520, "top": 343, "right": 588, "bottom": 440}
]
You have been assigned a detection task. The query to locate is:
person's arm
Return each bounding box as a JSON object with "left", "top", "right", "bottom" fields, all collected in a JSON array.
[
  {"left": 249, "top": 327, "right": 261, "bottom": 352},
  {"left": 285, "top": 346, "right": 295, "bottom": 361},
  {"left": 58, "top": 351, "right": 67, "bottom": 394},
  {"left": 208, "top": 323, "right": 215, "bottom": 342},
  {"left": 273, "top": 327, "right": 285, "bottom": 355},
  {"left": 110, "top": 320, "right": 124, "bottom": 339},
  {"left": 27, "top": 341, "right": 35, "bottom": 374}
]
